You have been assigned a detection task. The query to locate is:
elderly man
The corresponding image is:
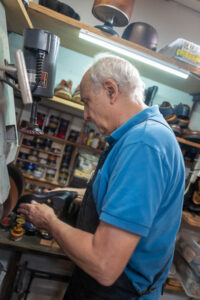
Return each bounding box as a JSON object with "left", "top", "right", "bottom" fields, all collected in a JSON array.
[{"left": 18, "top": 54, "right": 185, "bottom": 300}]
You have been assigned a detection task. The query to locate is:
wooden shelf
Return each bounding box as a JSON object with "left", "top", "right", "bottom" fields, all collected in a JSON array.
[
  {"left": 21, "top": 133, "right": 102, "bottom": 154},
  {"left": 177, "top": 137, "right": 200, "bottom": 149},
  {"left": 20, "top": 144, "right": 61, "bottom": 156},
  {"left": 23, "top": 174, "right": 60, "bottom": 187},
  {"left": 26, "top": 2, "right": 200, "bottom": 94},
  {"left": 16, "top": 158, "right": 58, "bottom": 170},
  {"left": 44, "top": 96, "right": 84, "bottom": 111},
  {"left": 2, "top": 0, "right": 33, "bottom": 33}
]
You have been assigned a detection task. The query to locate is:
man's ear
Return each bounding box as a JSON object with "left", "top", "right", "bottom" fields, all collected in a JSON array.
[{"left": 103, "top": 79, "right": 119, "bottom": 104}]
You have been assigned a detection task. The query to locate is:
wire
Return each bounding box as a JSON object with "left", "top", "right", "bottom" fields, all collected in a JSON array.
[{"left": 0, "top": 77, "right": 21, "bottom": 93}]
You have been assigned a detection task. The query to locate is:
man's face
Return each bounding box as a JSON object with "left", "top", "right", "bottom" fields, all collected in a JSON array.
[{"left": 80, "top": 72, "right": 112, "bottom": 135}]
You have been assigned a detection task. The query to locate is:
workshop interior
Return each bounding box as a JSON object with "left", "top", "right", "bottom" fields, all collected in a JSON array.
[{"left": 0, "top": 0, "right": 200, "bottom": 299}]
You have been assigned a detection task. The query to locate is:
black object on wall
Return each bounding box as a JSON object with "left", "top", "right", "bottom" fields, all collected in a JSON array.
[
  {"left": 39, "top": 0, "right": 80, "bottom": 20},
  {"left": 122, "top": 22, "right": 158, "bottom": 51}
]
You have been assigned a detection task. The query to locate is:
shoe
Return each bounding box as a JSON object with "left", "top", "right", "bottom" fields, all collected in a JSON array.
[
  {"left": 15, "top": 190, "right": 77, "bottom": 212},
  {"left": 72, "top": 85, "right": 83, "bottom": 104},
  {"left": 54, "top": 80, "right": 72, "bottom": 100},
  {"left": 159, "top": 101, "right": 177, "bottom": 124},
  {"left": 174, "top": 103, "right": 190, "bottom": 129}
]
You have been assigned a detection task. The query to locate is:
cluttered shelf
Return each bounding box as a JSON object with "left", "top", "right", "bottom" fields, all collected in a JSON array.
[
  {"left": 26, "top": 2, "right": 200, "bottom": 94},
  {"left": 23, "top": 174, "right": 61, "bottom": 187},
  {"left": 20, "top": 144, "right": 62, "bottom": 157},
  {"left": 3, "top": 0, "right": 200, "bottom": 94},
  {"left": 21, "top": 133, "right": 102, "bottom": 154}
]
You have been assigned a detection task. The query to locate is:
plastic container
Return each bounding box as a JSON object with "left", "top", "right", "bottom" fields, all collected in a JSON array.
[
  {"left": 159, "top": 38, "right": 200, "bottom": 67},
  {"left": 174, "top": 251, "right": 200, "bottom": 299}
]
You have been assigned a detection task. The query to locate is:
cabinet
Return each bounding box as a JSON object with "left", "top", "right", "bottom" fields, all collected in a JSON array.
[{"left": 14, "top": 97, "right": 103, "bottom": 192}]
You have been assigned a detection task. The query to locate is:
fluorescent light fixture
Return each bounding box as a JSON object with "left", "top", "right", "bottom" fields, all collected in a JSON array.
[{"left": 79, "top": 29, "right": 189, "bottom": 79}]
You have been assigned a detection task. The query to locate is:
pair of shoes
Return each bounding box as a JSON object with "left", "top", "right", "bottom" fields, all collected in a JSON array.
[
  {"left": 54, "top": 80, "right": 73, "bottom": 100},
  {"left": 54, "top": 81, "right": 83, "bottom": 105},
  {"left": 39, "top": 0, "right": 80, "bottom": 20},
  {"left": 159, "top": 102, "right": 192, "bottom": 137}
]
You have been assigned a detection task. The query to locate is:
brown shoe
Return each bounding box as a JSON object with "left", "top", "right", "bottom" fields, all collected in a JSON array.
[
  {"left": 72, "top": 85, "right": 83, "bottom": 104},
  {"left": 54, "top": 80, "right": 72, "bottom": 100}
]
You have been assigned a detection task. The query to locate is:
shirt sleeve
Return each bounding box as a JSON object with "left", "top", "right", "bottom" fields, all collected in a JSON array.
[{"left": 99, "top": 142, "right": 167, "bottom": 237}]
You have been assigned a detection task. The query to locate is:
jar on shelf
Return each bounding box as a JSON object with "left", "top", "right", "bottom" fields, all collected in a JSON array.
[
  {"left": 18, "top": 148, "right": 30, "bottom": 159},
  {"left": 22, "top": 136, "right": 34, "bottom": 146},
  {"left": 28, "top": 150, "right": 38, "bottom": 162},
  {"left": 58, "top": 173, "right": 68, "bottom": 185},
  {"left": 67, "top": 130, "right": 79, "bottom": 142},
  {"left": 86, "top": 129, "right": 95, "bottom": 146},
  {"left": 51, "top": 142, "right": 62, "bottom": 154},
  {"left": 38, "top": 152, "right": 48, "bottom": 165},
  {"left": 34, "top": 137, "right": 44, "bottom": 149},
  {"left": 46, "top": 168, "right": 56, "bottom": 181},
  {"left": 24, "top": 182, "right": 32, "bottom": 191},
  {"left": 16, "top": 160, "right": 25, "bottom": 169},
  {"left": 33, "top": 167, "right": 44, "bottom": 178},
  {"left": 91, "top": 134, "right": 100, "bottom": 149},
  {"left": 24, "top": 162, "right": 35, "bottom": 175},
  {"left": 56, "top": 118, "right": 69, "bottom": 139},
  {"left": 43, "top": 138, "right": 52, "bottom": 152},
  {"left": 32, "top": 185, "right": 43, "bottom": 193},
  {"left": 60, "top": 167, "right": 68, "bottom": 176},
  {"left": 47, "top": 154, "right": 57, "bottom": 167}
]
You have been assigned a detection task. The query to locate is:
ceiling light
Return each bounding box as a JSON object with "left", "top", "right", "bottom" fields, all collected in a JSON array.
[{"left": 79, "top": 29, "right": 189, "bottom": 79}]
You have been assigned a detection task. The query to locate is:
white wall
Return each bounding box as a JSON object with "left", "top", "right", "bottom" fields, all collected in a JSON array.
[{"left": 33, "top": 0, "right": 200, "bottom": 49}]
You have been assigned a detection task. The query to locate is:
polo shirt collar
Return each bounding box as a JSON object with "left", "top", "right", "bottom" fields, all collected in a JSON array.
[{"left": 106, "top": 105, "right": 160, "bottom": 145}]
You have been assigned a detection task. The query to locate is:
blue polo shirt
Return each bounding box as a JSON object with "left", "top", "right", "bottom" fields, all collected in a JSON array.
[{"left": 93, "top": 105, "right": 185, "bottom": 298}]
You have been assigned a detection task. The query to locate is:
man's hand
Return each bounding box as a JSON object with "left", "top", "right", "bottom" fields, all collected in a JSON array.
[{"left": 17, "top": 201, "right": 57, "bottom": 231}]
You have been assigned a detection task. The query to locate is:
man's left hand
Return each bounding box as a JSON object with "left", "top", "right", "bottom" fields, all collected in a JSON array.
[{"left": 18, "top": 201, "right": 57, "bottom": 231}]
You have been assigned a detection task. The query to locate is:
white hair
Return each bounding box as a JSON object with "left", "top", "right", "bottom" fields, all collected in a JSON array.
[{"left": 89, "top": 53, "right": 145, "bottom": 103}]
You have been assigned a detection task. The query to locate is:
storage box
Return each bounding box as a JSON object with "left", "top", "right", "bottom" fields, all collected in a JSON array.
[{"left": 159, "top": 38, "right": 200, "bottom": 67}]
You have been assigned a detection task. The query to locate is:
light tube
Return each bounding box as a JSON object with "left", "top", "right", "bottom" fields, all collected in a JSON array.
[{"left": 79, "top": 30, "right": 189, "bottom": 79}]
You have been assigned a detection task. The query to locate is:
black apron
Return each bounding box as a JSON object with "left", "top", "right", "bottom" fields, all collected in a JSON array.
[{"left": 64, "top": 118, "right": 171, "bottom": 299}]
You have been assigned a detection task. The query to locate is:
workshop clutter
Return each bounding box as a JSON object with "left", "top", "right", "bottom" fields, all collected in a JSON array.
[
  {"left": 39, "top": 0, "right": 80, "bottom": 20},
  {"left": 54, "top": 80, "right": 83, "bottom": 105}
]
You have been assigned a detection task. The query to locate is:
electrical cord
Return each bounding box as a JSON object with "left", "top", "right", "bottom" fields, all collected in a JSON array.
[{"left": 0, "top": 77, "right": 21, "bottom": 93}]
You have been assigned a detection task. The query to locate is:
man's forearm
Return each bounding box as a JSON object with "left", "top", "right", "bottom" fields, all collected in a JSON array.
[{"left": 48, "top": 218, "right": 107, "bottom": 284}]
